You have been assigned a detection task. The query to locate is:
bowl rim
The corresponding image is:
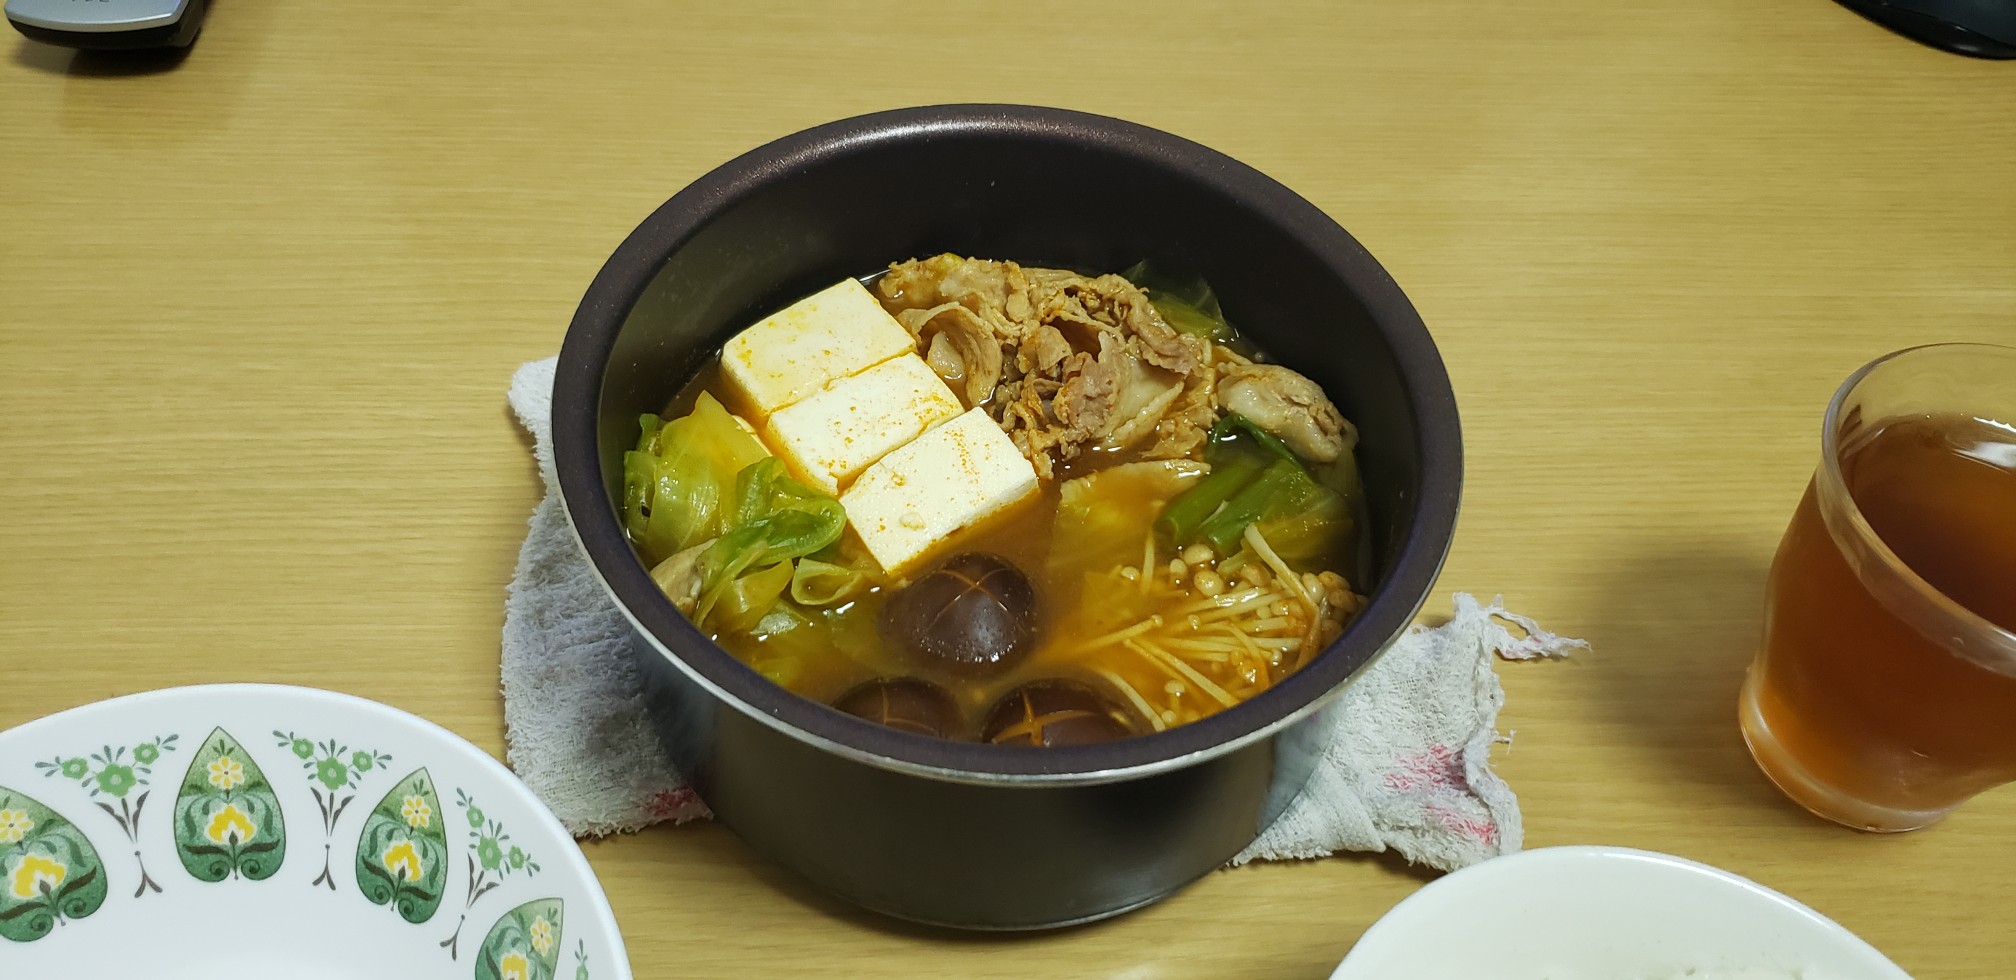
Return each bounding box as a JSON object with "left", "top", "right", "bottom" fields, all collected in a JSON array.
[
  {"left": 552, "top": 103, "right": 1463, "bottom": 783},
  {"left": 1329, "top": 845, "right": 1911, "bottom": 978}
]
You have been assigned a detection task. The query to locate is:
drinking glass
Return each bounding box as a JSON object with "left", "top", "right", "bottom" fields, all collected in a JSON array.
[{"left": 1741, "top": 343, "right": 2016, "bottom": 831}]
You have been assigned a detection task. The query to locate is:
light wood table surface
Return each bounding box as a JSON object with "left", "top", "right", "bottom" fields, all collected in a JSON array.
[{"left": 4, "top": 1, "right": 2012, "bottom": 976}]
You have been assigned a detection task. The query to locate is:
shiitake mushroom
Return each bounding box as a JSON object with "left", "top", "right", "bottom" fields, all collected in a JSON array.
[
  {"left": 880, "top": 553, "right": 1039, "bottom": 676},
  {"left": 831, "top": 677, "right": 961, "bottom": 739},
  {"left": 982, "top": 680, "right": 1135, "bottom": 747}
]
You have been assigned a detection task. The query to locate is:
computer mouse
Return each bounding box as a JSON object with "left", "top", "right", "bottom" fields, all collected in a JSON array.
[{"left": 1835, "top": 0, "right": 2016, "bottom": 59}]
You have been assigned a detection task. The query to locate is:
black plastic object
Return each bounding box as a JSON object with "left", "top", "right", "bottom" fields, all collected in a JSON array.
[
  {"left": 553, "top": 105, "right": 1462, "bottom": 929},
  {"left": 6, "top": 0, "right": 206, "bottom": 50},
  {"left": 1835, "top": 0, "right": 2016, "bottom": 59}
]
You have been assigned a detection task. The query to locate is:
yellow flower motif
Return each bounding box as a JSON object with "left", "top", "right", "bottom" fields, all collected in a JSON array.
[
  {"left": 205, "top": 803, "right": 257, "bottom": 846},
  {"left": 498, "top": 951, "right": 531, "bottom": 980},
  {"left": 207, "top": 756, "right": 245, "bottom": 791},
  {"left": 400, "top": 795, "right": 432, "bottom": 829},
  {"left": 0, "top": 809, "right": 31, "bottom": 845},
  {"left": 381, "top": 840, "right": 423, "bottom": 882},
  {"left": 529, "top": 915, "right": 556, "bottom": 956},
  {"left": 8, "top": 853, "right": 66, "bottom": 900}
]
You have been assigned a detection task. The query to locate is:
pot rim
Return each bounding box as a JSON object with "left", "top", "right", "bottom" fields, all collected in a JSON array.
[{"left": 552, "top": 103, "right": 1463, "bottom": 784}]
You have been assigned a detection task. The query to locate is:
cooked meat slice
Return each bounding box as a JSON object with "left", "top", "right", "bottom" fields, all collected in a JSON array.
[
  {"left": 1054, "top": 351, "right": 1119, "bottom": 441},
  {"left": 1143, "top": 346, "right": 1222, "bottom": 460},
  {"left": 1017, "top": 325, "right": 1074, "bottom": 376},
  {"left": 993, "top": 351, "right": 1121, "bottom": 481},
  {"left": 648, "top": 539, "right": 715, "bottom": 616},
  {"left": 876, "top": 256, "right": 952, "bottom": 312},
  {"left": 896, "top": 302, "right": 1004, "bottom": 407},
  {"left": 924, "top": 332, "right": 967, "bottom": 394},
  {"left": 1099, "top": 340, "right": 1185, "bottom": 451},
  {"left": 874, "top": 254, "right": 1230, "bottom": 476},
  {"left": 998, "top": 377, "right": 1063, "bottom": 480},
  {"left": 1100, "top": 275, "right": 1201, "bottom": 375},
  {"left": 1027, "top": 272, "right": 1202, "bottom": 374},
  {"left": 879, "top": 255, "right": 1036, "bottom": 343},
  {"left": 1219, "top": 363, "right": 1355, "bottom": 463}
]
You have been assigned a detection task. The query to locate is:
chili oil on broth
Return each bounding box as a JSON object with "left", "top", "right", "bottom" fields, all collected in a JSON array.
[{"left": 650, "top": 267, "right": 1366, "bottom": 743}]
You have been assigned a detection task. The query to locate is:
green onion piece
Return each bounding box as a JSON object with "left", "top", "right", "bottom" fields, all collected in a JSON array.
[
  {"left": 1196, "top": 458, "right": 1307, "bottom": 555},
  {"left": 1208, "top": 412, "right": 1298, "bottom": 465},
  {"left": 1121, "top": 260, "right": 1236, "bottom": 341},
  {"left": 1151, "top": 296, "right": 1233, "bottom": 341},
  {"left": 1156, "top": 452, "right": 1269, "bottom": 545}
]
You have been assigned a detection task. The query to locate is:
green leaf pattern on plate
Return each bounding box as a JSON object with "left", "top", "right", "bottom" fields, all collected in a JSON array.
[
  {"left": 440, "top": 787, "right": 543, "bottom": 958},
  {"left": 0, "top": 786, "right": 109, "bottom": 943},
  {"left": 273, "top": 729, "right": 392, "bottom": 889},
  {"left": 33, "top": 734, "right": 177, "bottom": 897},
  {"left": 354, "top": 767, "right": 449, "bottom": 923},
  {"left": 473, "top": 897, "right": 565, "bottom": 980},
  {"left": 172, "top": 728, "right": 286, "bottom": 882},
  {"left": 2, "top": 713, "right": 604, "bottom": 971}
]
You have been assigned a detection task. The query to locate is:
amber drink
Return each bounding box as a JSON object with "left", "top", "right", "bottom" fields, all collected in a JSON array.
[{"left": 1742, "top": 344, "right": 2016, "bottom": 831}]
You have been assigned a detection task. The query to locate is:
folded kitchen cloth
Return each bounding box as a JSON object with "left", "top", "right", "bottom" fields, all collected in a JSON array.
[{"left": 503, "top": 356, "right": 1586, "bottom": 869}]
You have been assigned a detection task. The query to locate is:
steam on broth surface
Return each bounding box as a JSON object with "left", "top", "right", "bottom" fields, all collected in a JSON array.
[{"left": 623, "top": 255, "right": 1368, "bottom": 746}]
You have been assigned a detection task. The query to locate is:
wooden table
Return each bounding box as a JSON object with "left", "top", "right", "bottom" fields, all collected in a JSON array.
[{"left": 4, "top": 1, "right": 2010, "bottom": 975}]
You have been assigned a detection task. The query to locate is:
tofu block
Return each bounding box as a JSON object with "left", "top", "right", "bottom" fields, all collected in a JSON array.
[
  {"left": 841, "top": 408, "right": 1040, "bottom": 576},
  {"left": 762, "top": 353, "right": 964, "bottom": 496},
  {"left": 719, "top": 278, "right": 919, "bottom": 417}
]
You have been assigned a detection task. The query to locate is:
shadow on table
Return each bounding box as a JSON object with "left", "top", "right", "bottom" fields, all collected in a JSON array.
[
  {"left": 1578, "top": 538, "right": 1797, "bottom": 812},
  {"left": 8, "top": 1, "right": 275, "bottom": 144},
  {"left": 9, "top": 40, "right": 194, "bottom": 76},
  {"left": 732, "top": 826, "right": 1438, "bottom": 952},
  {"left": 728, "top": 844, "right": 1086, "bottom": 945}
]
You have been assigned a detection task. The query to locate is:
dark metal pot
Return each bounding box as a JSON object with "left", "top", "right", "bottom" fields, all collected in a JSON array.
[{"left": 552, "top": 104, "right": 1461, "bottom": 931}]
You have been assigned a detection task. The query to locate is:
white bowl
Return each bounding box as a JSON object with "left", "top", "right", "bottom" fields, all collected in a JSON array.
[{"left": 1332, "top": 846, "right": 1909, "bottom": 980}]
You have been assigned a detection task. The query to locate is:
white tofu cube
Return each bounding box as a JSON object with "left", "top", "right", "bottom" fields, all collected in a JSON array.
[
  {"left": 718, "top": 278, "right": 919, "bottom": 418},
  {"left": 841, "top": 408, "right": 1039, "bottom": 576},
  {"left": 761, "top": 354, "right": 964, "bottom": 496}
]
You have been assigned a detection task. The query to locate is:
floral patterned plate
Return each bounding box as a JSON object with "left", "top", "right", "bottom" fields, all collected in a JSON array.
[{"left": 0, "top": 684, "right": 631, "bottom": 980}]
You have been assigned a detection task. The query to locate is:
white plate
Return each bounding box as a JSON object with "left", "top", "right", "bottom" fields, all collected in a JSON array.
[
  {"left": 0, "top": 684, "right": 631, "bottom": 980},
  {"left": 1332, "top": 846, "right": 1909, "bottom": 980}
]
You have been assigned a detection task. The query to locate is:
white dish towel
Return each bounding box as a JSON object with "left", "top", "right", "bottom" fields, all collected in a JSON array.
[{"left": 502, "top": 356, "right": 1584, "bottom": 872}]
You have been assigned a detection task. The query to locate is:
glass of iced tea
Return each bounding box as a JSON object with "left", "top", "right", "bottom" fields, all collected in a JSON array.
[{"left": 1742, "top": 343, "right": 2016, "bottom": 832}]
